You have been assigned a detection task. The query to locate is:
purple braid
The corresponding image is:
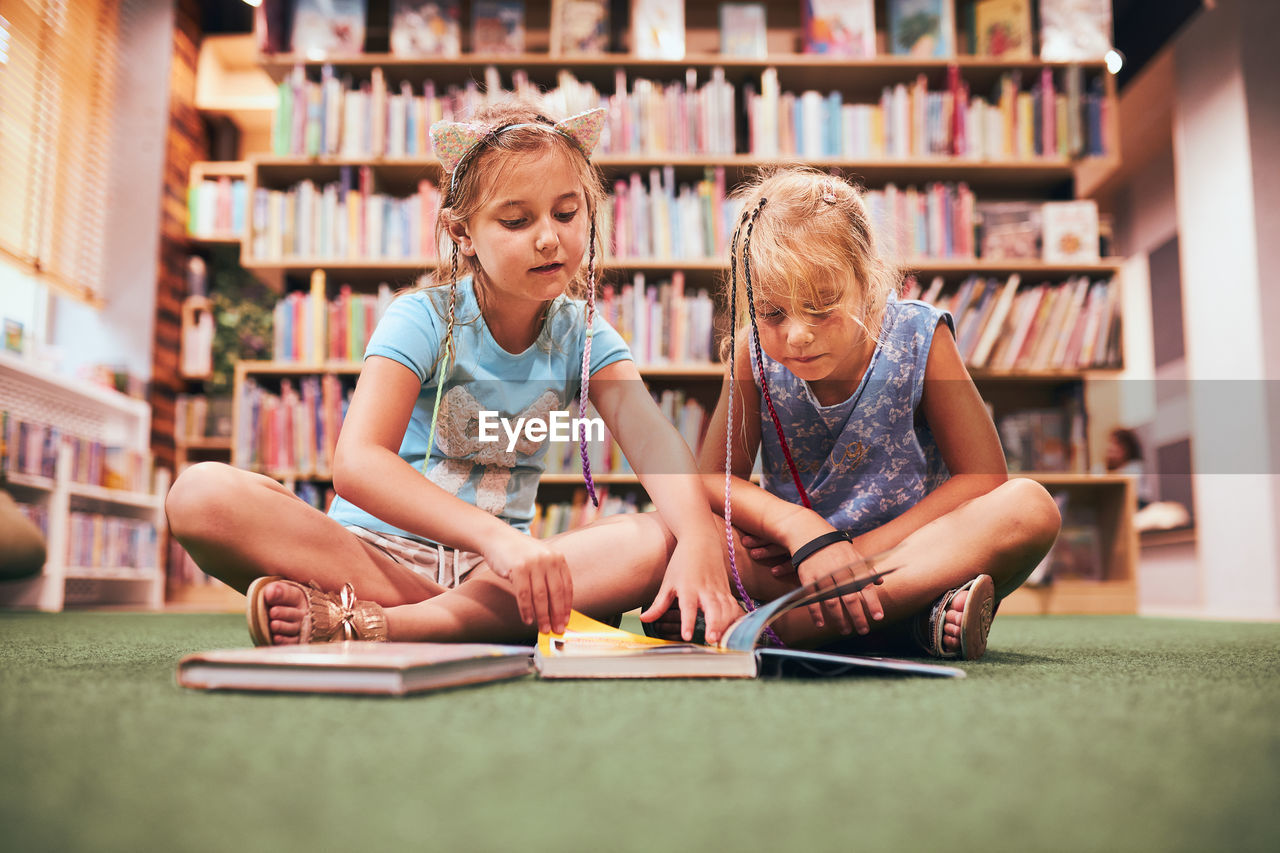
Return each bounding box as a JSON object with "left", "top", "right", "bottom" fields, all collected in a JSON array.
[
  {"left": 725, "top": 201, "right": 784, "bottom": 647},
  {"left": 741, "top": 201, "right": 812, "bottom": 509},
  {"left": 578, "top": 218, "right": 600, "bottom": 507}
]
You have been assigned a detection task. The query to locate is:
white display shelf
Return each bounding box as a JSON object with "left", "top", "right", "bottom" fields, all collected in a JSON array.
[{"left": 1, "top": 354, "right": 165, "bottom": 611}]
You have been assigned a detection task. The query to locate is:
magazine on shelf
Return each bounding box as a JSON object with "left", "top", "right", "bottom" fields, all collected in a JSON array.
[
  {"left": 291, "top": 0, "right": 367, "bottom": 55},
  {"left": 720, "top": 3, "right": 768, "bottom": 58},
  {"left": 389, "top": 0, "right": 461, "bottom": 57},
  {"left": 177, "top": 642, "right": 535, "bottom": 696},
  {"left": 1041, "top": 201, "right": 1100, "bottom": 264},
  {"left": 536, "top": 564, "right": 964, "bottom": 680},
  {"left": 472, "top": 0, "right": 526, "bottom": 54},
  {"left": 887, "top": 0, "right": 955, "bottom": 58},
  {"left": 1039, "top": 0, "right": 1113, "bottom": 61},
  {"left": 631, "top": 0, "right": 685, "bottom": 60},
  {"left": 550, "top": 0, "right": 610, "bottom": 55},
  {"left": 976, "top": 201, "right": 1042, "bottom": 261},
  {"left": 800, "top": 0, "right": 875, "bottom": 58},
  {"left": 973, "top": 0, "right": 1032, "bottom": 59}
]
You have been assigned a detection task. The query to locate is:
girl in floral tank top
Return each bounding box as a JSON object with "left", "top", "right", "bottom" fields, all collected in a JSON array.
[{"left": 650, "top": 168, "right": 1062, "bottom": 660}]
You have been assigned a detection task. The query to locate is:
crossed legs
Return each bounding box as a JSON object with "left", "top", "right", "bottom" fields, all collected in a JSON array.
[
  {"left": 166, "top": 462, "right": 672, "bottom": 644},
  {"left": 641, "top": 477, "right": 1060, "bottom": 652}
]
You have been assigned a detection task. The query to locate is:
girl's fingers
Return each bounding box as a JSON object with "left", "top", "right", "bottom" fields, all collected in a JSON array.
[
  {"left": 640, "top": 584, "right": 677, "bottom": 621},
  {"left": 545, "top": 562, "right": 570, "bottom": 635},
  {"left": 860, "top": 584, "right": 884, "bottom": 621},
  {"left": 530, "top": 568, "right": 552, "bottom": 633},
  {"left": 512, "top": 573, "right": 534, "bottom": 626}
]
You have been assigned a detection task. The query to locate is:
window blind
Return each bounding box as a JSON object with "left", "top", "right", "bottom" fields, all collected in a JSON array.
[{"left": 0, "top": 0, "right": 120, "bottom": 306}]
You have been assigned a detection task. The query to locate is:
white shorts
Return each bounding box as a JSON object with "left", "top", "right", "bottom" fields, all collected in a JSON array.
[{"left": 345, "top": 526, "right": 485, "bottom": 589}]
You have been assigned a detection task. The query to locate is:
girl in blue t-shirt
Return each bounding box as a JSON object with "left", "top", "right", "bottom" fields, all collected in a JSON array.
[
  {"left": 165, "top": 102, "right": 738, "bottom": 646},
  {"left": 647, "top": 168, "right": 1061, "bottom": 659}
]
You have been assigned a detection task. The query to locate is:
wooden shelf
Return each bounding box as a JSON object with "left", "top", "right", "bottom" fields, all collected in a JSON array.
[
  {"left": 3, "top": 472, "right": 56, "bottom": 494},
  {"left": 258, "top": 51, "right": 1108, "bottom": 88},
  {"left": 999, "top": 578, "right": 1137, "bottom": 615},
  {"left": 186, "top": 234, "right": 243, "bottom": 247},
  {"left": 237, "top": 360, "right": 363, "bottom": 376},
  {"left": 66, "top": 482, "right": 162, "bottom": 511},
  {"left": 249, "top": 152, "right": 1101, "bottom": 192},
  {"left": 174, "top": 436, "right": 233, "bottom": 452},
  {"left": 232, "top": 359, "right": 722, "bottom": 380}
]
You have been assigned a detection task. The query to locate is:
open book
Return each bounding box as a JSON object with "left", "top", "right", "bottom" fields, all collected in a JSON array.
[
  {"left": 177, "top": 642, "right": 534, "bottom": 696},
  {"left": 536, "top": 568, "right": 964, "bottom": 679}
]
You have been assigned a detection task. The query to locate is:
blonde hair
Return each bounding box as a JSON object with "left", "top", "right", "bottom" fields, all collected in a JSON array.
[
  {"left": 724, "top": 167, "right": 900, "bottom": 357},
  {"left": 434, "top": 100, "right": 606, "bottom": 303},
  {"left": 404, "top": 100, "right": 607, "bottom": 367}
]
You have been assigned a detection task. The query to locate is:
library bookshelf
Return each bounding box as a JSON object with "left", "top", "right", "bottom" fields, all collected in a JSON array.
[
  {"left": 0, "top": 353, "right": 167, "bottom": 611},
  {"left": 192, "top": 1, "right": 1133, "bottom": 614}
]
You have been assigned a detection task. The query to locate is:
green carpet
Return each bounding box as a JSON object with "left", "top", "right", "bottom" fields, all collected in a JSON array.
[{"left": 1, "top": 613, "right": 1277, "bottom": 853}]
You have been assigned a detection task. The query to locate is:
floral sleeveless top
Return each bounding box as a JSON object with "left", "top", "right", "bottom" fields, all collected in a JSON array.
[{"left": 756, "top": 297, "right": 954, "bottom": 537}]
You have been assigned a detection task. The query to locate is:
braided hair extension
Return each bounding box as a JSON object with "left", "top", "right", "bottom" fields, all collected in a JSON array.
[
  {"left": 724, "top": 199, "right": 785, "bottom": 647},
  {"left": 577, "top": 217, "right": 600, "bottom": 506},
  {"left": 740, "top": 202, "right": 812, "bottom": 510},
  {"left": 423, "top": 243, "right": 460, "bottom": 472}
]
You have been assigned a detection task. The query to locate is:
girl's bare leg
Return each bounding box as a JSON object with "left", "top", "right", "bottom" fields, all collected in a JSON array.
[
  {"left": 725, "top": 478, "right": 1061, "bottom": 651},
  {"left": 165, "top": 462, "right": 445, "bottom": 606},
  {"left": 257, "top": 510, "right": 676, "bottom": 644}
]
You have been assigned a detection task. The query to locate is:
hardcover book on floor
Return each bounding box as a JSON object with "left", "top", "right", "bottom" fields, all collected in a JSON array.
[{"left": 177, "top": 642, "right": 534, "bottom": 696}]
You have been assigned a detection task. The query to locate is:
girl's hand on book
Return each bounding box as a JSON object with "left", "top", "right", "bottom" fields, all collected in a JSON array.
[
  {"left": 640, "top": 536, "right": 739, "bottom": 645},
  {"left": 796, "top": 541, "right": 885, "bottom": 637},
  {"left": 484, "top": 533, "right": 573, "bottom": 635}
]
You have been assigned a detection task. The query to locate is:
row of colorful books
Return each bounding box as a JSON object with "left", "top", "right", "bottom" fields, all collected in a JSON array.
[
  {"left": 269, "top": 61, "right": 1108, "bottom": 162},
  {"left": 249, "top": 172, "right": 1101, "bottom": 268},
  {"left": 260, "top": 1, "right": 1114, "bottom": 64},
  {"left": 175, "top": 394, "right": 234, "bottom": 442},
  {"left": 250, "top": 172, "right": 443, "bottom": 262},
  {"left": 65, "top": 512, "right": 159, "bottom": 574},
  {"left": 271, "top": 280, "right": 396, "bottom": 364},
  {"left": 1, "top": 414, "right": 153, "bottom": 492},
  {"left": 530, "top": 487, "right": 652, "bottom": 540},
  {"left": 905, "top": 273, "right": 1120, "bottom": 370},
  {"left": 996, "top": 405, "right": 1087, "bottom": 474},
  {"left": 866, "top": 182, "right": 977, "bottom": 261},
  {"left": 272, "top": 63, "right": 738, "bottom": 159},
  {"left": 595, "top": 274, "right": 719, "bottom": 367},
  {"left": 542, "top": 388, "right": 710, "bottom": 477},
  {"left": 602, "top": 167, "right": 739, "bottom": 262},
  {"left": 188, "top": 177, "right": 248, "bottom": 239},
  {"left": 747, "top": 65, "right": 1107, "bottom": 161},
  {"left": 235, "top": 375, "right": 352, "bottom": 477}
]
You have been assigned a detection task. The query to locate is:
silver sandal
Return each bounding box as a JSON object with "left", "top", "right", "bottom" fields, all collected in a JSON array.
[{"left": 914, "top": 574, "right": 995, "bottom": 660}]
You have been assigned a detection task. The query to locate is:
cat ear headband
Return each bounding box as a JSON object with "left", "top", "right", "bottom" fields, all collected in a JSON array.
[{"left": 430, "top": 108, "right": 607, "bottom": 197}]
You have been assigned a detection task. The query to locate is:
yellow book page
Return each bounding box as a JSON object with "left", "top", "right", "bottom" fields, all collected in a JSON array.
[{"left": 537, "top": 611, "right": 682, "bottom": 657}]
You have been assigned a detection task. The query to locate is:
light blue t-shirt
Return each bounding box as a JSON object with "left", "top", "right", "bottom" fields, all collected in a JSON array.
[
  {"left": 328, "top": 277, "right": 631, "bottom": 541},
  {"left": 756, "top": 297, "right": 954, "bottom": 537}
]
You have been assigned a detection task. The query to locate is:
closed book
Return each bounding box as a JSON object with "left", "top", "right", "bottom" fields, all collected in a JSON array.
[
  {"left": 888, "top": 0, "right": 954, "bottom": 58},
  {"left": 801, "top": 0, "right": 875, "bottom": 58},
  {"left": 973, "top": 0, "right": 1032, "bottom": 59},
  {"left": 177, "top": 642, "right": 534, "bottom": 696},
  {"left": 1039, "top": 0, "right": 1112, "bottom": 61}
]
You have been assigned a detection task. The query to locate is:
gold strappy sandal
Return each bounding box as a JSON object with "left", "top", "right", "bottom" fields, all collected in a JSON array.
[
  {"left": 246, "top": 576, "right": 389, "bottom": 647},
  {"left": 913, "top": 574, "right": 995, "bottom": 660}
]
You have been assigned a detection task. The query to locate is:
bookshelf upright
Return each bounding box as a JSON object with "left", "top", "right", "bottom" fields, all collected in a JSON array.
[{"left": 191, "top": 0, "right": 1134, "bottom": 614}]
